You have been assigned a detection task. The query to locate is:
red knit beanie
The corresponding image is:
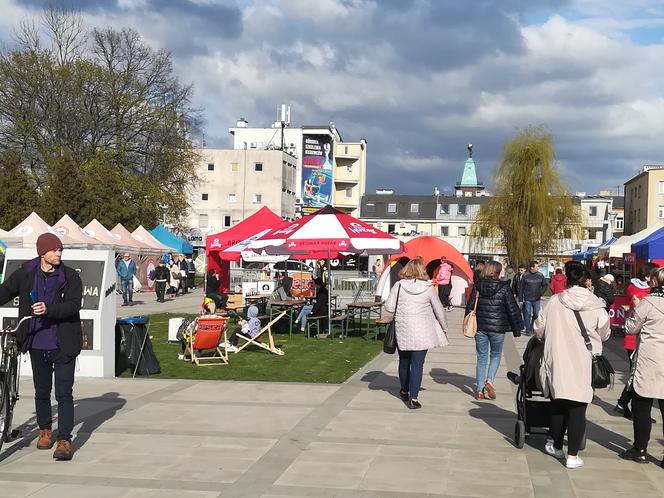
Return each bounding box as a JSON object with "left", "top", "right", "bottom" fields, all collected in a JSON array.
[{"left": 36, "top": 232, "right": 63, "bottom": 256}]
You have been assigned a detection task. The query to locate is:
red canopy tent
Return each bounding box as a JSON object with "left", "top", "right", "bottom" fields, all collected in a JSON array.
[
  {"left": 386, "top": 236, "right": 473, "bottom": 280},
  {"left": 205, "top": 207, "right": 283, "bottom": 292}
]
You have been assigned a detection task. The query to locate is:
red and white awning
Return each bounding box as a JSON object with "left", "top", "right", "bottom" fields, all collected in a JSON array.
[{"left": 249, "top": 205, "right": 403, "bottom": 256}]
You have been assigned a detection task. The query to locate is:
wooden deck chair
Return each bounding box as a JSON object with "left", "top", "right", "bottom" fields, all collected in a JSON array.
[
  {"left": 185, "top": 316, "right": 230, "bottom": 366},
  {"left": 236, "top": 310, "right": 287, "bottom": 356}
]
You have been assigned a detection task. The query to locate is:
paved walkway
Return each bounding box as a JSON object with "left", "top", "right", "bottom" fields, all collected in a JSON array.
[{"left": 0, "top": 308, "right": 660, "bottom": 497}]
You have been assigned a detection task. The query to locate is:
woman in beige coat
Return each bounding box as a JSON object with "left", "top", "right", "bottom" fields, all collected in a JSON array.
[
  {"left": 384, "top": 257, "right": 448, "bottom": 410},
  {"left": 534, "top": 263, "right": 610, "bottom": 469},
  {"left": 621, "top": 267, "right": 664, "bottom": 464}
]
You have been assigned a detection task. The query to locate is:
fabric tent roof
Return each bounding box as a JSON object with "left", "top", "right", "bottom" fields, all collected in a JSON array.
[
  {"left": 386, "top": 236, "right": 474, "bottom": 281},
  {"left": 600, "top": 223, "right": 664, "bottom": 258},
  {"left": 111, "top": 223, "right": 153, "bottom": 253},
  {"left": 83, "top": 219, "right": 132, "bottom": 252},
  {"left": 151, "top": 225, "right": 193, "bottom": 254},
  {"left": 53, "top": 214, "right": 108, "bottom": 247},
  {"left": 0, "top": 228, "right": 22, "bottom": 252},
  {"left": 9, "top": 212, "right": 82, "bottom": 247},
  {"left": 632, "top": 227, "right": 664, "bottom": 260},
  {"left": 131, "top": 225, "right": 170, "bottom": 252},
  {"left": 206, "top": 206, "right": 283, "bottom": 255}
]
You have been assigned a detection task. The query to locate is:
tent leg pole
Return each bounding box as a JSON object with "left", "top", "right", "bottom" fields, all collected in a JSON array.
[{"left": 328, "top": 249, "right": 332, "bottom": 338}]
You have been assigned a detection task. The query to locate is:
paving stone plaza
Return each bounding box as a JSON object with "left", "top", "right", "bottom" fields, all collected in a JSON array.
[{"left": 0, "top": 293, "right": 660, "bottom": 497}]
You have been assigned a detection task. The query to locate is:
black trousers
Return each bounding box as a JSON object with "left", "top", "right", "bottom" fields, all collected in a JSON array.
[
  {"left": 617, "top": 349, "right": 635, "bottom": 408},
  {"left": 187, "top": 273, "right": 196, "bottom": 289},
  {"left": 437, "top": 284, "right": 451, "bottom": 307},
  {"left": 30, "top": 349, "right": 76, "bottom": 441},
  {"left": 632, "top": 391, "right": 664, "bottom": 451},
  {"left": 550, "top": 398, "right": 587, "bottom": 455},
  {"left": 155, "top": 281, "right": 166, "bottom": 302}
]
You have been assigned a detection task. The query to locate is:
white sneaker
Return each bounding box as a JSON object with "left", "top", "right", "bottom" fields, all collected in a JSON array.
[
  {"left": 226, "top": 345, "right": 238, "bottom": 353},
  {"left": 545, "top": 440, "right": 565, "bottom": 459},
  {"left": 566, "top": 455, "right": 584, "bottom": 469},
  {"left": 177, "top": 354, "right": 184, "bottom": 360}
]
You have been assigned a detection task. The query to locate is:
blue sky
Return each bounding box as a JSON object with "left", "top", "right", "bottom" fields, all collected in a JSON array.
[{"left": 1, "top": 0, "right": 664, "bottom": 196}]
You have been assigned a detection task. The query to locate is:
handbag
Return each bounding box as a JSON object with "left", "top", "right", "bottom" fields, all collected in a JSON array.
[
  {"left": 573, "top": 310, "right": 614, "bottom": 389},
  {"left": 383, "top": 284, "right": 401, "bottom": 354},
  {"left": 463, "top": 290, "right": 479, "bottom": 338}
]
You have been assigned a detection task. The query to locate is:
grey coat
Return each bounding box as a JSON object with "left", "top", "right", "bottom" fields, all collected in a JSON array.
[
  {"left": 625, "top": 292, "right": 664, "bottom": 399},
  {"left": 384, "top": 279, "right": 448, "bottom": 351},
  {"left": 534, "top": 286, "right": 611, "bottom": 403}
]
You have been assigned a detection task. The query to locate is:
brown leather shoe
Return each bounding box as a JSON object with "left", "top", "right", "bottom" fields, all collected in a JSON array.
[
  {"left": 484, "top": 380, "right": 497, "bottom": 400},
  {"left": 36, "top": 429, "right": 54, "bottom": 450},
  {"left": 474, "top": 391, "right": 485, "bottom": 400},
  {"left": 53, "top": 440, "right": 72, "bottom": 461}
]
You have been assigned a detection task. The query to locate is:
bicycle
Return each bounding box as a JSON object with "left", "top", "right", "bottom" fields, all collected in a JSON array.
[{"left": 0, "top": 316, "right": 30, "bottom": 453}]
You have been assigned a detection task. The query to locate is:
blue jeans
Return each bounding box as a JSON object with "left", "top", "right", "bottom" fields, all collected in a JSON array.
[
  {"left": 398, "top": 349, "right": 427, "bottom": 400},
  {"left": 296, "top": 304, "right": 313, "bottom": 329},
  {"left": 522, "top": 300, "right": 541, "bottom": 333},
  {"left": 30, "top": 349, "right": 76, "bottom": 441},
  {"left": 120, "top": 278, "right": 134, "bottom": 304},
  {"left": 475, "top": 331, "right": 505, "bottom": 393}
]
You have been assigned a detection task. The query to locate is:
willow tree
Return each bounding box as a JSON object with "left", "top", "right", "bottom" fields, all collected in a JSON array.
[{"left": 470, "top": 127, "right": 580, "bottom": 267}]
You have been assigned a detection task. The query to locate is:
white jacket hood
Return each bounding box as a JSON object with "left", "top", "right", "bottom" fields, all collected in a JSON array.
[
  {"left": 558, "top": 285, "right": 607, "bottom": 312},
  {"left": 398, "top": 279, "right": 433, "bottom": 296},
  {"left": 630, "top": 278, "right": 650, "bottom": 289}
]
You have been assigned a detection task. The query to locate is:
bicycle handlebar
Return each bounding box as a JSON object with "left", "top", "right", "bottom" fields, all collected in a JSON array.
[{"left": 1, "top": 315, "right": 32, "bottom": 335}]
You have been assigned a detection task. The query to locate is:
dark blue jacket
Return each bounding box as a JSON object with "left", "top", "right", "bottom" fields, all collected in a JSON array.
[{"left": 466, "top": 279, "right": 523, "bottom": 335}]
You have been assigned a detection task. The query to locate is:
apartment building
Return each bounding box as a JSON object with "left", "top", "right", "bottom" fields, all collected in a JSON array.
[{"left": 624, "top": 165, "right": 664, "bottom": 235}]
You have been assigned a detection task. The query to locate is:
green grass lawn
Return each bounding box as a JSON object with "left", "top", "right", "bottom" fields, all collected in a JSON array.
[{"left": 119, "top": 313, "right": 383, "bottom": 383}]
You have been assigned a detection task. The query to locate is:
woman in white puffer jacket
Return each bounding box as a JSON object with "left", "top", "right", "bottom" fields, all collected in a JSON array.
[{"left": 384, "top": 257, "right": 449, "bottom": 409}]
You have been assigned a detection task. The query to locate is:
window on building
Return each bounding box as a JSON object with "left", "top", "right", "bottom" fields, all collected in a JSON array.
[
  {"left": 440, "top": 204, "right": 449, "bottom": 215},
  {"left": 458, "top": 226, "right": 467, "bottom": 236},
  {"left": 201, "top": 193, "right": 208, "bottom": 201},
  {"left": 198, "top": 214, "right": 208, "bottom": 228},
  {"left": 223, "top": 215, "right": 231, "bottom": 227},
  {"left": 231, "top": 162, "right": 239, "bottom": 173},
  {"left": 589, "top": 206, "right": 597, "bottom": 217},
  {"left": 207, "top": 163, "right": 214, "bottom": 171},
  {"left": 457, "top": 204, "right": 467, "bottom": 215},
  {"left": 615, "top": 217, "right": 624, "bottom": 230},
  {"left": 563, "top": 228, "right": 572, "bottom": 239},
  {"left": 659, "top": 206, "right": 664, "bottom": 219},
  {"left": 410, "top": 203, "right": 419, "bottom": 214},
  {"left": 440, "top": 226, "right": 449, "bottom": 237},
  {"left": 345, "top": 186, "right": 353, "bottom": 198},
  {"left": 254, "top": 162, "right": 263, "bottom": 172},
  {"left": 228, "top": 193, "right": 236, "bottom": 203},
  {"left": 253, "top": 193, "right": 262, "bottom": 204},
  {"left": 345, "top": 146, "right": 349, "bottom": 154},
  {"left": 387, "top": 223, "right": 396, "bottom": 233},
  {"left": 638, "top": 208, "right": 641, "bottom": 222},
  {"left": 364, "top": 202, "right": 375, "bottom": 214},
  {"left": 638, "top": 185, "right": 642, "bottom": 198},
  {"left": 387, "top": 203, "right": 397, "bottom": 213},
  {"left": 659, "top": 181, "right": 664, "bottom": 194}
]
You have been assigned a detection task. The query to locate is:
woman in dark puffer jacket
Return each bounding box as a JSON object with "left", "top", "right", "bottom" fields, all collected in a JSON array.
[{"left": 466, "top": 260, "right": 524, "bottom": 400}]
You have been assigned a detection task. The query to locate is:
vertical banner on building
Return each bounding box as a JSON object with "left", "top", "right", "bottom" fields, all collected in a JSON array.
[{"left": 302, "top": 134, "right": 333, "bottom": 214}]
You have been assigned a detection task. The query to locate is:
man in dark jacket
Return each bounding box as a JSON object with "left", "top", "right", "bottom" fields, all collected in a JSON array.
[
  {"left": 511, "top": 264, "right": 526, "bottom": 296},
  {"left": 519, "top": 260, "right": 548, "bottom": 335},
  {"left": 0, "top": 233, "right": 82, "bottom": 461},
  {"left": 153, "top": 259, "right": 170, "bottom": 303}
]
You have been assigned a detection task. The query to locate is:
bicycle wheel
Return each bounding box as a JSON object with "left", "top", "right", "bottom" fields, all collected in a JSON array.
[
  {"left": 4, "top": 358, "right": 18, "bottom": 440},
  {"left": 0, "top": 372, "right": 10, "bottom": 452}
]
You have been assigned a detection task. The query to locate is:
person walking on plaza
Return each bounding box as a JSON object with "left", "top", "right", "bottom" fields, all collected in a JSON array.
[
  {"left": 384, "top": 257, "right": 448, "bottom": 410},
  {"left": 615, "top": 262, "right": 659, "bottom": 418},
  {"left": 177, "top": 254, "right": 188, "bottom": 295},
  {"left": 0, "top": 233, "right": 83, "bottom": 461},
  {"left": 466, "top": 260, "right": 523, "bottom": 400},
  {"left": 168, "top": 258, "right": 180, "bottom": 297},
  {"left": 434, "top": 256, "right": 454, "bottom": 311},
  {"left": 511, "top": 264, "right": 526, "bottom": 297},
  {"left": 621, "top": 267, "right": 664, "bottom": 464},
  {"left": 534, "top": 264, "right": 610, "bottom": 469},
  {"left": 116, "top": 252, "right": 136, "bottom": 306},
  {"left": 185, "top": 254, "right": 196, "bottom": 290},
  {"left": 549, "top": 268, "right": 567, "bottom": 295},
  {"left": 153, "top": 258, "right": 170, "bottom": 303},
  {"left": 519, "top": 260, "right": 547, "bottom": 335}
]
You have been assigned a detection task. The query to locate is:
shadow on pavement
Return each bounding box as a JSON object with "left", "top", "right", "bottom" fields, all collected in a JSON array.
[
  {"left": 429, "top": 367, "right": 476, "bottom": 396},
  {"left": 72, "top": 392, "right": 127, "bottom": 452},
  {"left": 360, "top": 370, "right": 403, "bottom": 401}
]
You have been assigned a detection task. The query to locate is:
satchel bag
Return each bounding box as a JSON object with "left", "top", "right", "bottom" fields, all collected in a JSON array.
[
  {"left": 463, "top": 290, "right": 479, "bottom": 338},
  {"left": 383, "top": 284, "right": 401, "bottom": 354},
  {"left": 573, "top": 310, "right": 614, "bottom": 389}
]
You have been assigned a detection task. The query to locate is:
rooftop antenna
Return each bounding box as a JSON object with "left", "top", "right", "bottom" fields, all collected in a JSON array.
[{"left": 277, "top": 104, "right": 291, "bottom": 151}]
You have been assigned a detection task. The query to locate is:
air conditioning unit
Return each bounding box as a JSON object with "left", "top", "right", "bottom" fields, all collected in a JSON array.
[{"left": 250, "top": 142, "right": 257, "bottom": 148}]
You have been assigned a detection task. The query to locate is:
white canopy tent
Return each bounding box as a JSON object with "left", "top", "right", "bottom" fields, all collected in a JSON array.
[
  {"left": 9, "top": 212, "right": 83, "bottom": 247},
  {"left": 598, "top": 223, "right": 664, "bottom": 258},
  {"left": 53, "top": 214, "right": 109, "bottom": 248}
]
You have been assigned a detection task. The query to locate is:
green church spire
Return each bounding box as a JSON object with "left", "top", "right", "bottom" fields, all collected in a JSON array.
[{"left": 459, "top": 143, "right": 478, "bottom": 186}]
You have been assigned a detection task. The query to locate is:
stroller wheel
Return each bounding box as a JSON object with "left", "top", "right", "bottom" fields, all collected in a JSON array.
[{"left": 514, "top": 420, "right": 526, "bottom": 449}]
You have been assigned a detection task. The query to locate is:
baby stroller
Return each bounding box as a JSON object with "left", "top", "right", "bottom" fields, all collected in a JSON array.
[{"left": 507, "top": 336, "right": 586, "bottom": 450}]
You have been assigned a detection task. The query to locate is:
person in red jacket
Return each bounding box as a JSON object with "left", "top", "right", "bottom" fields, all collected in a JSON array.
[
  {"left": 615, "top": 262, "right": 659, "bottom": 417},
  {"left": 549, "top": 267, "right": 567, "bottom": 294}
]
